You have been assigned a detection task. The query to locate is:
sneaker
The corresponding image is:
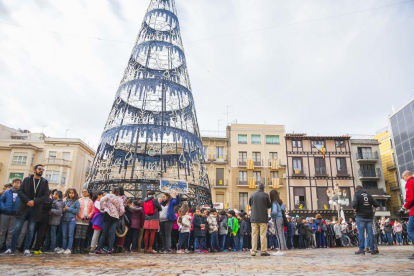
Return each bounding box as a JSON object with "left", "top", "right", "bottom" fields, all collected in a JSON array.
[
  {"left": 166, "top": 249, "right": 172, "bottom": 254},
  {"left": 272, "top": 251, "right": 286, "bottom": 256},
  {"left": 355, "top": 251, "right": 365, "bottom": 255},
  {"left": 176, "top": 250, "right": 184, "bottom": 254},
  {"left": 63, "top": 249, "right": 71, "bottom": 254},
  {"left": 95, "top": 250, "right": 102, "bottom": 254},
  {"left": 261, "top": 252, "right": 270, "bottom": 256},
  {"left": 106, "top": 250, "right": 112, "bottom": 255},
  {"left": 184, "top": 249, "right": 190, "bottom": 254},
  {"left": 233, "top": 249, "right": 237, "bottom": 252},
  {"left": 57, "top": 249, "right": 65, "bottom": 254},
  {"left": 24, "top": 250, "right": 32, "bottom": 256},
  {"left": 54, "top": 247, "right": 61, "bottom": 253},
  {"left": 371, "top": 251, "right": 378, "bottom": 255},
  {"left": 34, "top": 250, "right": 43, "bottom": 255},
  {"left": 3, "top": 249, "right": 15, "bottom": 255},
  {"left": 251, "top": 252, "right": 257, "bottom": 256}
]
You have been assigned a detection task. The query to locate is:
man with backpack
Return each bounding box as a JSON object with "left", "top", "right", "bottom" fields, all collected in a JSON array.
[{"left": 398, "top": 170, "right": 414, "bottom": 259}]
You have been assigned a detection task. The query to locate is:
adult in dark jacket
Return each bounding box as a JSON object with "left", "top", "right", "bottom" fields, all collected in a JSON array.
[
  {"left": 248, "top": 183, "right": 271, "bottom": 256},
  {"left": 159, "top": 192, "right": 180, "bottom": 253},
  {"left": 32, "top": 197, "right": 53, "bottom": 253},
  {"left": 5, "top": 165, "right": 49, "bottom": 255},
  {"left": 352, "top": 185, "right": 379, "bottom": 255},
  {"left": 0, "top": 178, "right": 21, "bottom": 249},
  {"left": 143, "top": 190, "right": 162, "bottom": 254}
]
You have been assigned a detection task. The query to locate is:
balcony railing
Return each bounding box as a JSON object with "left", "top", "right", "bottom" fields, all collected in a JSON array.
[
  {"left": 337, "top": 170, "right": 350, "bottom": 177},
  {"left": 356, "top": 152, "right": 379, "bottom": 162},
  {"left": 253, "top": 159, "right": 263, "bottom": 167},
  {"left": 236, "top": 178, "right": 248, "bottom": 186},
  {"left": 364, "top": 188, "right": 386, "bottom": 196},
  {"left": 268, "top": 159, "right": 286, "bottom": 168},
  {"left": 212, "top": 179, "right": 228, "bottom": 187},
  {"left": 315, "top": 168, "right": 328, "bottom": 176},
  {"left": 267, "top": 178, "right": 284, "bottom": 187},
  {"left": 358, "top": 168, "right": 381, "bottom": 179},
  {"left": 208, "top": 155, "right": 227, "bottom": 163},
  {"left": 292, "top": 167, "right": 307, "bottom": 176},
  {"left": 237, "top": 159, "right": 247, "bottom": 166},
  {"left": 294, "top": 201, "right": 307, "bottom": 210},
  {"left": 386, "top": 161, "right": 396, "bottom": 170},
  {"left": 45, "top": 158, "right": 72, "bottom": 167}
]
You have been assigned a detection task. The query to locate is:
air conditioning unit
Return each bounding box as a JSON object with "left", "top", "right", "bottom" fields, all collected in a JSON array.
[{"left": 282, "top": 174, "right": 287, "bottom": 179}]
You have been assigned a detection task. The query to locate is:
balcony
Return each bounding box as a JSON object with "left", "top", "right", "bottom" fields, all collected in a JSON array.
[
  {"left": 237, "top": 159, "right": 247, "bottom": 167},
  {"left": 212, "top": 179, "right": 228, "bottom": 188},
  {"left": 359, "top": 168, "right": 381, "bottom": 180},
  {"left": 356, "top": 152, "right": 379, "bottom": 163},
  {"left": 209, "top": 155, "right": 227, "bottom": 164},
  {"left": 292, "top": 167, "right": 307, "bottom": 177},
  {"left": 236, "top": 178, "right": 248, "bottom": 186},
  {"left": 268, "top": 159, "right": 286, "bottom": 169},
  {"left": 267, "top": 178, "right": 284, "bottom": 188},
  {"left": 386, "top": 161, "right": 396, "bottom": 171},
  {"left": 253, "top": 159, "right": 263, "bottom": 167},
  {"left": 45, "top": 158, "right": 72, "bottom": 167},
  {"left": 364, "top": 188, "right": 386, "bottom": 196},
  {"left": 336, "top": 170, "right": 350, "bottom": 178},
  {"left": 314, "top": 168, "right": 329, "bottom": 178},
  {"left": 293, "top": 201, "right": 307, "bottom": 210}
]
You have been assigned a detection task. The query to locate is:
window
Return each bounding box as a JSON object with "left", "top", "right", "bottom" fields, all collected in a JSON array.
[
  {"left": 12, "top": 152, "right": 28, "bottom": 165},
  {"left": 253, "top": 171, "right": 261, "bottom": 182},
  {"left": 314, "top": 157, "right": 326, "bottom": 175},
  {"left": 340, "top": 187, "right": 351, "bottom": 209},
  {"left": 239, "top": 171, "right": 247, "bottom": 181},
  {"left": 335, "top": 140, "right": 346, "bottom": 148},
  {"left": 294, "top": 187, "right": 306, "bottom": 209},
  {"left": 62, "top": 152, "right": 71, "bottom": 160},
  {"left": 317, "top": 187, "right": 330, "bottom": 210},
  {"left": 292, "top": 140, "right": 302, "bottom": 148},
  {"left": 292, "top": 157, "right": 303, "bottom": 174},
  {"left": 239, "top": 151, "right": 247, "bottom": 165},
  {"left": 238, "top": 134, "right": 247, "bottom": 144},
  {"left": 252, "top": 152, "right": 261, "bottom": 162},
  {"left": 216, "top": 146, "right": 224, "bottom": 160},
  {"left": 360, "top": 164, "right": 376, "bottom": 177},
  {"left": 311, "top": 140, "right": 325, "bottom": 148},
  {"left": 362, "top": 181, "right": 378, "bottom": 189},
  {"left": 269, "top": 152, "right": 278, "bottom": 160},
  {"left": 239, "top": 192, "right": 248, "bottom": 211},
  {"left": 216, "top": 193, "right": 224, "bottom": 205},
  {"left": 271, "top": 171, "right": 279, "bottom": 179},
  {"left": 48, "top": 151, "right": 57, "bottom": 163},
  {"left": 216, "top": 168, "right": 224, "bottom": 186},
  {"left": 336, "top": 158, "right": 348, "bottom": 175},
  {"left": 61, "top": 172, "right": 67, "bottom": 185},
  {"left": 203, "top": 146, "right": 208, "bottom": 160},
  {"left": 45, "top": 171, "right": 60, "bottom": 184},
  {"left": 357, "top": 147, "right": 373, "bottom": 159},
  {"left": 266, "top": 135, "right": 280, "bottom": 144},
  {"left": 251, "top": 135, "right": 261, "bottom": 144}
]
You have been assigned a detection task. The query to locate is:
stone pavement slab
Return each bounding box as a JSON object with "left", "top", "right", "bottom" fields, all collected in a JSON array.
[{"left": 0, "top": 246, "right": 413, "bottom": 275}]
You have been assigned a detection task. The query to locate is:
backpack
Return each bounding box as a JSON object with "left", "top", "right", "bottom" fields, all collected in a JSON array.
[{"left": 143, "top": 199, "right": 154, "bottom": 216}]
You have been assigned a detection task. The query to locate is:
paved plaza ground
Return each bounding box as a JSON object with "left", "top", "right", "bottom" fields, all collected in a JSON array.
[{"left": 0, "top": 246, "right": 413, "bottom": 276}]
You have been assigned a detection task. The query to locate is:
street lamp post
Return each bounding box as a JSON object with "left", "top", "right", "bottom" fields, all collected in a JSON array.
[{"left": 327, "top": 182, "right": 349, "bottom": 221}]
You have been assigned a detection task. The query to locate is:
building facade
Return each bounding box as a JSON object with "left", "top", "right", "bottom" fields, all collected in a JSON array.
[
  {"left": 285, "top": 134, "right": 355, "bottom": 219},
  {"left": 0, "top": 126, "right": 95, "bottom": 192},
  {"left": 350, "top": 139, "right": 390, "bottom": 217},
  {"left": 228, "top": 124, "right": 287, "bottom": 211},
  {"left": 375, "top": 129, "right": 402, "bottom": 218}
]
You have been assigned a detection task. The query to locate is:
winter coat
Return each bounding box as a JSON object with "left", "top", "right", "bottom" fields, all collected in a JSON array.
[
  {"left": 297, "top": 222, "right": 305, "bottom": 235},
  {"left": 62, "top": 199, "right": 80, "bottom": 220},
  {"left": 227, "top": 217, "right": 239, "bottom": 236},
  {"left": 143, "top": 196, "right": 162, "bottom": 221},
  {"left": 267, "top": 220, "right": 276, "bottom": 235},
  {"left": 309, "top": 222, "right": 317, "bottom": 234},
  {"left": 40, "top": 197, "right": 53, "bottom": 224},
  {"left": 315, "top": 219, "right": 322, "bottom": 231},
  {"left": 193, "top": 214, "right": 206, "bottom": 237},
  {"left": 238, "top": 218, "right": 247, "bottom": 235},
  {"left": 91, "top": 200, "right": 104, "bottom": 229},
  {"left": 404, "top": 176, "right": 414, "bottom": 216},
  {"left": 270, "top": 202, "right": 285, "bottom": 219},
  {"left": 334, "top": 224, "right": 342, "bottom": 238},
  {"left": 49, "top": 198, "right": 64, "bottom": 226},
  {"left": 384, "top": 223, "right": 392, "bottom": 233},
  {"left": 100, "top": 194, "right": 125, "bottom": 219},
  {"left": 352, "top": 189, "right": 380, "bottom": 219},
  {"left": 16, "top": 175, "right": 49, "bottom": 222},
  {"left": 402, "top": 223, "right": 408, "bottom": 234},
  {"left": 304, "top": 224, "right": 311, "bottom": 239},
  {"left": 0, "top": 188, "right": 20, "bottom": 215},
  {"left": 218, "top": 215, "right": 228, "bottom": 235},
  {"left": 249, "top": 189, "right": 271, "bottom": 223},
  {"left": 76, "top": 197, "right": 94, "bottom": 222},
  {"left": 327, "top": 224, "right": 335, "bottom": 236},
  {"left": 207, "top": 214, "right": 219, "bottom": 233},
  {"left": 164, "top": 195, "right": 180, "bottom": 221},
  {"left": 245, "top": 218, "right": 252, "bottom": 235},
  {"left": 130, "top": 206, "right": 145, "bottom": 229},
  {"left": 181, "top": 214, "right": 192, "bottom": 233},
  {"left": 393, "top": 223, "right": 403, "bottom": 233}
]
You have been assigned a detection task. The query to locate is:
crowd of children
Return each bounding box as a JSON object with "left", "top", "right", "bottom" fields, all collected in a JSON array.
[{"left": 0, "top": 180, "right": 412, "bottom": 255}]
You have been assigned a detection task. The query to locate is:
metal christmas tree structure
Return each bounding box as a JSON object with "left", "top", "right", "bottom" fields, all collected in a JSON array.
[{"left": 87, "top": 0, "right": 211, "bottom": 207}]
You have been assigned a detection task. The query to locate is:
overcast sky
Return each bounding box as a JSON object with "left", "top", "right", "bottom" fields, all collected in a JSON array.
[{"left": 1, "top": 0, "right": 413, "bottom": 149}]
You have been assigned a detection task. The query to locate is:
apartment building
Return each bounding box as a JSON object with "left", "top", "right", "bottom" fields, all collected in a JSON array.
[
  {"left": 285, "top": 134, "right": 354, "bottom": 219},
  {"left": 375, "top": 129, "right": 402, "bottom": 218},
  {"left": 0, "top": 125, "right": 95, "bottom": 192},
  {"left": 228, "top": 124, "right": 287, "bottom": 211},
  {"left": 350, "top": 138, "right": 390, "bottom": 217}
]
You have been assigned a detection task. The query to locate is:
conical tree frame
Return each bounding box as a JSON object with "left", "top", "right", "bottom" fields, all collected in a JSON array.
[{"left": 87, "top": 0, "right": 211, "bottom": 207}]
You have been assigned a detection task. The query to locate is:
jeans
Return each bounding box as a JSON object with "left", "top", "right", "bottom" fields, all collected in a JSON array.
[
  {"left": 356, "top": 217, "right": 374, "bottom": 252},
  {"left": 408, "top": 216, "right": 414, "bottom": 248},
  {"left": 50, "top": 225, "right": 58, "bottom": 250},
  {"left": 97, "top": 219, "right": 118, "bottom": 252},
  {"left": 160, "top": 221, "right": 174, "bottom": 250},
  {"left": 61, "top": 219, "right": 76, "bottom": 250},
  {"left": 9, "top": 209, "right": 36, "bottom": 251},
  {"left": 0, "top": 214, "right": 16, "bottom": 248},
  {"left": 194, "top": 236, "right": 205, "bottom": 250},
  {"left": 386, "top": 232, "right": 393, "bottom": 245},
  {"left": 178, "top": 232, "right": 189, "bottom": 250},
  {"left": 210, "top": 232, "right": 220, "bottom": 250},
  {"left": 317, "top": 231, "right": 326, "bottom": 248},
  {"left": 396, "top": 233, "right": 402, "bottom": 244},
  {"left": 219, "top": 234, "right": 226, "bottom": 250},
  {"left": 287, "top": 236, "right": 294, "bottom": 249},
  {"left": 234, "top": 234, "right": 243, "bottom": 251}
]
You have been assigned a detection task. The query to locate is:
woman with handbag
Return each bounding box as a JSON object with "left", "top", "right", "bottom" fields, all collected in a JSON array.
[
  {"left": 95, "top": 187, "right": 125, "bottom": 254},
  {"left": 270, "top": 190, "right": 287, "bottom": 253}
]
